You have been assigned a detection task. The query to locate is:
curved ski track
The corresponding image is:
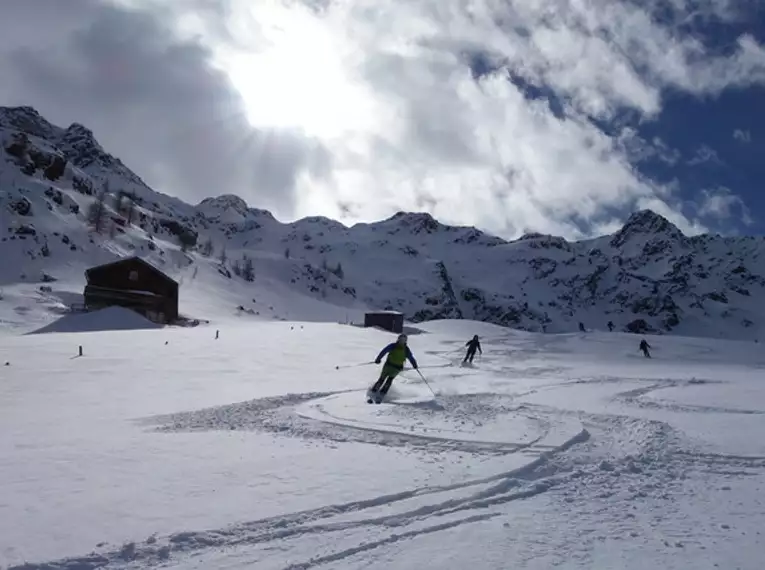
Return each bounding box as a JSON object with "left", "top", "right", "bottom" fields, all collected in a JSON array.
[{"left": 9, "top": 368, "right": 765, "bottom": 569}]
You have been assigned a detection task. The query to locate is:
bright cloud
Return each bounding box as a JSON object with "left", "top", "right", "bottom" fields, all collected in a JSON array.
[
  {"left": 193, "top": 0, "right": 764, "bottom": 236},
  {"left": 697, "top": 186, "right": 752, "bottom": 224},
  {"left": 210, "top": 4, "right": 382, "bottom": 139},
  {"left": 734, "top": 128, "right": 752, "bottom": 143},
  {"left": 6, "top": 0, "right": 764, "bottom": 238}
]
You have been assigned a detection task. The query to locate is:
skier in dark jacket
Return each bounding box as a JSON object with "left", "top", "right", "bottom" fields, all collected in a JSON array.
[
  {"left": 371, "top": 334, "right": 418, "bottom": 397},
  {"left": 639, "top": 339, "right": 651, "bottom": 358},
  {"left": 463, "top": 335, "right": 482, "bottom": 364}
]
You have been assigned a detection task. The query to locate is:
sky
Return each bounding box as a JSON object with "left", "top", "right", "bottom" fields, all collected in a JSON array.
[{"left": 0, "top": 0, "right": 764, "bottom": 240}]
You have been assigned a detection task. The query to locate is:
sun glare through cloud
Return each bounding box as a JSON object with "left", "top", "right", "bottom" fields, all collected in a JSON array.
[
  {"left": 213, "top": 3, "right": 379, "bottom": 140},
  {"left": 85, "top": 0, "right": 765, "bottom": 238}
]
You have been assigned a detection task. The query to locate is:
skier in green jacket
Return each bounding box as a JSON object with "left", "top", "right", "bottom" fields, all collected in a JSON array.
[{"left": 370, "top": 334, "right": 419, "bottom": 398}]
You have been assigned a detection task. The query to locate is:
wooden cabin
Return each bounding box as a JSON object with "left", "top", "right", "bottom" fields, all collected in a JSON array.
[
  {"left": 364, "top": 310, "right": 404, "bottom": 334},
  {"left": 83, "top": 257, "right": 178, "bottom": 323}
]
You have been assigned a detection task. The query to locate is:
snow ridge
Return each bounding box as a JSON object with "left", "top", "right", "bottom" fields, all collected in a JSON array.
[{"left": 2, "top": 105, "right": 765, "bottom": 339}]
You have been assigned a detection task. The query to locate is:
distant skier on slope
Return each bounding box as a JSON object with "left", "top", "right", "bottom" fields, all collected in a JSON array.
[
  {"left": 463, "top": 335, "right": 482, "bottom": 364},
  {"left": 369, "top": 334, "right": 419, "bottom": 401},
  {"left": 639, "top": 339, "right": 651, "bottom": 358}
]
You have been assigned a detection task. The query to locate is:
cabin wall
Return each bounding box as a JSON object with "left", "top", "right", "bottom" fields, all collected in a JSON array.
[
  {"left": 364, "top": 312, "right": 404, "bottom": 333},
  {"left": 84, "top": 259, "right": 179, "bottom": 322},
  {"left": 87, "top": 260, "right": 177, "bottom": 298}
]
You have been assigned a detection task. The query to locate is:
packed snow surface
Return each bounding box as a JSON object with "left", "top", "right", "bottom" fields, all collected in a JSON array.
[
  {"left": 1, "top": 319, "right": 764, "bottom": 569},
  {"left": 28, "top": 306, "right": 161, "bottom": 334}
]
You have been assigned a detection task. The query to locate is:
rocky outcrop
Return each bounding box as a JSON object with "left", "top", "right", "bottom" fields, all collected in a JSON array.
[{"left": 411, "top": 261, "right": 463, "bottom": 322}]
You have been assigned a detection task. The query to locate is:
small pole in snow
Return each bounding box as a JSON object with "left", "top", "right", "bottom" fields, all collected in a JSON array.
[
  {"left": 78, "top": 345, "right": 83, "bottom": 357},
  {"left": 215, "top": 330, "right": 219, "bottom": 340},
  {"left": 4, "top": 362, "right": 9, "bottom": 366}
]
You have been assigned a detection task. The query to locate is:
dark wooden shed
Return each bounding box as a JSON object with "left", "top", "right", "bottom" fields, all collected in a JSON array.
[
  {"left": 84, "top": 257, "right": 179, "bottom": 323},
  {"left": 364, "top": 311, "right": 404, "bottom": 334}
]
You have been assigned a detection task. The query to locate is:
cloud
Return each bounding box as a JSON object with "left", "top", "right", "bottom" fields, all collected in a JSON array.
[
  {"left": 733, "top": 128, "right": 752, "bottom": 143},
  {"left": 617, "top": 131, "right": 682, "bottom": 165},
  {"left": 0, "top": 0, "right": 329, "bottom": 216},
  {"left": 688, "top": 144, "right": 722, "bottom": 165},
  {"left": 697, "top": 186, "right": 752, "bottom": 225},
  {"left": 1, "top": 0, "right": 762, "bottom": 238}
]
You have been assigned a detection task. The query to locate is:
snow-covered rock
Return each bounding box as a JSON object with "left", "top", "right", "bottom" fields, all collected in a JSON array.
[{"left": 2, "top": 105, "right": 765, "bottom": 339}]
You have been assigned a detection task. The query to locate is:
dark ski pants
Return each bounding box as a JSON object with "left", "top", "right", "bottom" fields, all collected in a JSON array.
[
  {"left": 464, "top": 348, "right": 477, "bottom": 363},
  {"left": 641, "top": 349, "right": 651, "bottom": 358},
  {"left": 372, "top": 364, "right": 401, "bottom": 394}
]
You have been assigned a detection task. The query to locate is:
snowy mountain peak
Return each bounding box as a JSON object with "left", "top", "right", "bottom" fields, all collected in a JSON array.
[
  {"left": 248, "top": 207, "right": 277, "bottom": 221},
  {"left": 386, "top": 211, "right": 442, "bottom": 233},
  {"left": 0, "top": 106, "right": 59, "bottom": 140},
  {"left": 622, "top": 209, "right": 682, "bottom": 237},
  {"left": 57, "top": 122, "right": 110, "bottom": 168},
  {"left": 2, "top": 104, "right": 765, "bottom": 340},
  {"left": 61, "top": 122, "right": 102, "bottom": 147},
  {"left": 515, "top": 232, "right": 571, "bottom": 251},
  {"left": 0, "top": 107, "right": 109, "bottom": 164},
  {"left": 195, "top": 195, "right": 279, "bottom": 229},
  {"left": 610, "top": 209, "right": 685, "bottom": 249},
  {"left": 629, "top": 209, "right": 680, "bottom": 231},
  {"left": 294, "top": 215, "right": 346, "bottom": 231},
  {"left": 197, "top": 195, "right": 250, "bottom": 216},
  {"left": 365, "top": 211, "right": 506, "bottom": 247}
]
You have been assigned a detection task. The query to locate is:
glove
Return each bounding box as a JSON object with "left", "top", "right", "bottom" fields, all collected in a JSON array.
[
  {"left": 375, "top": 359, "right": 381, "bottom": 364},
  {"left": 413, "top": 364, "right": 418, "bottom": 369}
]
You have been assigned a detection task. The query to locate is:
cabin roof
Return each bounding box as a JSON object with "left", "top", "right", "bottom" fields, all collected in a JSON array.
[{"left": 85, "top": 256, "right": 178, "bottom": 286}]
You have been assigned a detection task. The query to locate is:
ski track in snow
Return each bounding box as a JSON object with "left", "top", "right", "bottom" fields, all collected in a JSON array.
[
  {"left": 10, "top": 352, "right": 765, "bottom": 570},
  {"left": 143, "top": 390, "right": 560, "bottom": 456},
  {"left": 8, "top": 414, "right": 589, "bottom": 570}
]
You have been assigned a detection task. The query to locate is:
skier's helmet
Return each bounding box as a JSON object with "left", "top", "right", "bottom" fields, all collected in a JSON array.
[
  {"left": 473, "top": 334, "right": 479, "bottom": 340},
  {"left": 397, "top": 334, "right": 408, "bottom": 344}
]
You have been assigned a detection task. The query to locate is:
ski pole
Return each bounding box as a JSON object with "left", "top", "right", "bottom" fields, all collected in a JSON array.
[
  {"left": 416, "top": 369, "right": 437, "bottom": 398},
  {"left": 335, "top": 361, "right": 374, "bottom": 370}
]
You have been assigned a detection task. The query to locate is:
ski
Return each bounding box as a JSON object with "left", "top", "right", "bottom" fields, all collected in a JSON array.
[{"left": 366, "top": 390, "right": 384, "bottom": 404}]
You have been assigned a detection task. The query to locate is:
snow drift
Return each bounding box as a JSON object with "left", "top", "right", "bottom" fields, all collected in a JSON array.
[{"left": 28, "top": 306, "right": 161, "bottom": 334}]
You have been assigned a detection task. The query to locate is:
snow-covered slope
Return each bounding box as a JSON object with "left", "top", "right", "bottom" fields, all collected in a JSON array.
[
  {"left": 2, "top": 320, "right": 765, "bottom": 568},
  {"left": 2, "top": 105, "right": 765, "bottom": 339}
]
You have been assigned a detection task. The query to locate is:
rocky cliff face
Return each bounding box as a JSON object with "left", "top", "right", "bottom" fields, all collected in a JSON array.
[{"left": 2, "top": 105, "right": 764, "bottom": 339}]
